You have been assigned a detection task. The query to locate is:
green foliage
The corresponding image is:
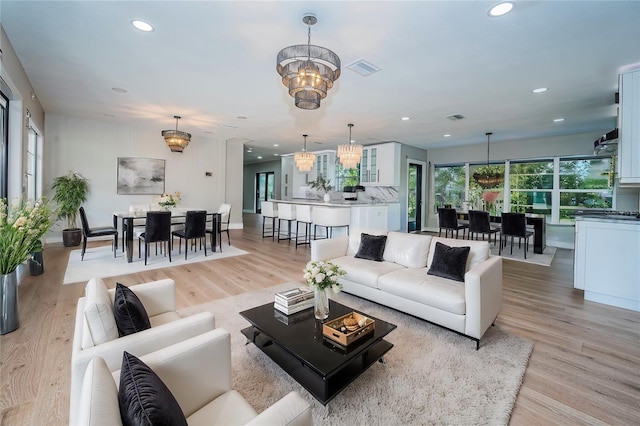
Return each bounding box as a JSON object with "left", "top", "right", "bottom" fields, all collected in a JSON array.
[
  {"left": 51, "top": 171, "right": 90, "bottom": 229},
  {"left": 0, "top": 197, "right": 53, "bottom": 274},
  {"left": 308, "top": 176, "right": 333, "bottom": 193}
]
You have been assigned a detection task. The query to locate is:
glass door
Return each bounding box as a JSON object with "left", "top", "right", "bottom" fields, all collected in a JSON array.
[
  {"left": 408, "top": 163, "right": 423, "bottom": 231},
  {"left": 255, "top": 171, "right": 275, "bottom": 213}
]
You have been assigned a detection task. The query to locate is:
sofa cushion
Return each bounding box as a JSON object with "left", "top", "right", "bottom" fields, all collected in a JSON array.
[
  {"left": 378, "top": 268, "right": 466, "bottom": 315},
  {"left": 346, "top": 229, "right": 388, "bottom": 256},
  {"left": 83, "top": 278, "right": 119, "bottom": 349},
  {"left": 118, "top": 351, "right": 188, "bottom": 426},
  {"left": 383, "top": 232, "right": 432, "bottom": 268},
  {"left": 427, "top": 242, "right": 470, "bottom": 282},
  {"left": 428, "top": 237, "right": 490, "bottom": 271},
  {"left": 78, "top": 357, "right": 123, "bottom": 426},
  {"left": 354, "top": 233, "right": 388, "bottom": 261},
  {"left": 186, "top": 390, "right": 258, "bottom": 425},
  {"left": 331, "top": 256, "right": 404, "bottom": 289},
  {"left": 114, "top": 283, "right": 151, "bottom": 337}
]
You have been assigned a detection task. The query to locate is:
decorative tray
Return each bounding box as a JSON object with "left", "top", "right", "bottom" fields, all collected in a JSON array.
[{"left": 322, "top": 312, "right": 375, "bottom": 346}]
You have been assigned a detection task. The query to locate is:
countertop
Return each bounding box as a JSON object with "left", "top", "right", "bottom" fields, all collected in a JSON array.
[
  {"left": 574, "top": 215, "right": 640, "bottom": 224},
  {"left": 272, "top": 199, "right": 398, "bottom": 207}
]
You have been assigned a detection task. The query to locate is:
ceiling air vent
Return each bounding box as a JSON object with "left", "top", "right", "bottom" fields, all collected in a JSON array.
[
  {"left": 445, "top": 114, "right": 467, "bottom": 121},
  {"left": 346, "top": 59, "right": 381, "bottom": 76}
]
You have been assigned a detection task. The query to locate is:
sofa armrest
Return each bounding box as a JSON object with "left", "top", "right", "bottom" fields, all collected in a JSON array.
[
  {"left": 463, "top": 256, "right": 503, "bottom": 340},
  {"left": 114, "top": 329, "right": 232, "bottom": 419},
  {"left": 69, "top": 312, "right": 215, "bottom": 425},
  {"left": 107, "top": 279, "right": 176, "bottom": 316},
  {"left": 311, "top": 236, "right": 349, "bottom": 262},
  {"left": 245, "top": 392, "right": 313, "bottom": 426}
]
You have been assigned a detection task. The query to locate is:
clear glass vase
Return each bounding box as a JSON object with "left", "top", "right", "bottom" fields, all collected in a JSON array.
[{"left": 314, "top": 289, "right": 330, "bottom": 320}]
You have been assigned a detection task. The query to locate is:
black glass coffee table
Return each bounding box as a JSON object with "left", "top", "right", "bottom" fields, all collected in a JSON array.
[{"left": 240, "top": 299, "right": 397, "bottom": 405}]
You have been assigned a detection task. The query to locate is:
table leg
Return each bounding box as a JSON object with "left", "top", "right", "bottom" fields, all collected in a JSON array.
[{"left": 124, "top": 217, "right": 134, "bottom": 263}]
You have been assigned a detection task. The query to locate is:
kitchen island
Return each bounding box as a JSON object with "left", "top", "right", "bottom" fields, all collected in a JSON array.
[
  {"left": 272, "top": 199, "right": 400, "bottom": 232},
  {"left": 574, "top": 215, "right": 640, "bottom": 312}
]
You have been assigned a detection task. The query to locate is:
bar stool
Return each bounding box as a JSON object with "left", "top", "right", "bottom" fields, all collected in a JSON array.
[
  {"left": 261, "top": 201, "right": 278, "bottom": 240},
  {"left": 295, "top": 205, "right": 313, "bottom": 249},
  {"left": 277, "top": 203, "right": 296, "bottom": 244},
  {"left": 312, "top": 207, "right": 350, "bottom": 240}
]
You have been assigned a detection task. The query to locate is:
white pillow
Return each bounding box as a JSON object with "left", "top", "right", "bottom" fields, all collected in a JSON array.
[
  {"left": 82, "top": 278, "right": 118, "bottom": 349},
  {"left": 77, "top": 357, "right": 122, "bottom": 426},
  {"left": 383, "top": 232, "right": 432, "bottom": 268}
]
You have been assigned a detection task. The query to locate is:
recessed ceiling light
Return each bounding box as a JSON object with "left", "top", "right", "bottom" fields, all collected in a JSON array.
[
  {"left": 131, "top": 19, "right": 154, "bottom": 32},
  {"left": 553, "top": 118, "right": 565, "bottom": 122},
  {"left": 443, "top": 134, "right": 451, "bottom": 137},
  {"left": 257, "top": 156, "right": 262, "bottom": 159},
  {"left": 488, "top": 2, "right": 515, "bottom": 17},
  {"left": 274, "top": 154, "right": 279, "bottom": 156},
  {"left": 401, "top": 117, "right": 410, "bottom": 121},
  {"left": 532, "top": 87, "right": 548, "bottom": 93},
  {"left": 103, "top": 113, "right": 115, "bottom": 118},
  {"left": 237, "top": 116, "right": 247, "bottom": 120},
  {"left": 273, "top": 144, "right": 279, "bottom": 147},
  {"left": 111, "top": 87, "right": 127, "bottom": 93}
]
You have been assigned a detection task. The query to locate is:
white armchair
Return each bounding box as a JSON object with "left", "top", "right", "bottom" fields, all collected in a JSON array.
[
  {"left": 70, "top": 277, "right": 216, "bottom": 425},
  {"left": 76, "top": 329, "right": 313, "bottom": 426}
]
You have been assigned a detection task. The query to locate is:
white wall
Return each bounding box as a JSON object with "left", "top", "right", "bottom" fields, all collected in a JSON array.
[{"left": 43, "top": 114, "right": 238, "bottom": 240}]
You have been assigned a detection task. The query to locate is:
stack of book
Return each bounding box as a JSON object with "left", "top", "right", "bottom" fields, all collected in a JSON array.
[{"left": 274, "top": 287, "right": 314, "bottom": 315}]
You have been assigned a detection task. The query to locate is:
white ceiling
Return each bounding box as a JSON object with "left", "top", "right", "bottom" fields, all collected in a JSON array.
[{"left": 2, "top": 1, "right": 639, "bottom": 164}]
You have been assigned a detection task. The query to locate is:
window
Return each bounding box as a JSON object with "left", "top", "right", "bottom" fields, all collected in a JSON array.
[
  {"left": 559, "top": 157, "right": 613, "bottom": 223},
  {"left": 0, "top": 93, "right": 7, "bottom": 199},
  {"left": 434, "top": 165, "right": 466, "bottom": 210},
  {"left": 509, "top": 160, "right": 554, "bottom": 221},
  {"left": 335, "top": 163, "right": 360, "bottom": 191},
  {"left": 25, "top": 122, "right": 43, "bottom": 202}
]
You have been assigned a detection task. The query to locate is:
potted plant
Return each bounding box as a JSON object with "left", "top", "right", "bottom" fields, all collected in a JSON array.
[
  {"left": 308, "top": 176, "right": 333, "bottom": 202},
  {"left": 52, "top": 171, "right": 90, "bottom": 247}
]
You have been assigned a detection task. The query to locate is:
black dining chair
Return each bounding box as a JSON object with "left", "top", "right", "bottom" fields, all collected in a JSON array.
[
  {"left": 468, "top": 210, "right": 500, "bottom": 244},
  {"left": 172, "top": 210, "right": 207, "bottom": 259},
  {"left": 437, "top": 208, "right": 468, "bottom": 239},
  {"left": 138, "top": 211, "right": 172, "bottom": 265},
  {"left": 79, "top": 206, "right": 118, "bottom": 261},
  {"left": 499, "top": 212, "right": 534, "bottom": 258}
]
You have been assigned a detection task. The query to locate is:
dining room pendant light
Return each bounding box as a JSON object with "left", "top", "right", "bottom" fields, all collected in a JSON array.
[
  {"left": 294, "top": 134, "right": 316, "bottom": 172},
  {"left": 276, "top": 13, "right": 341, "bottom": 110},
  {"left": 162, "top": 115, "right": 191, "bottom": 153},
  {"left": 337, "top": 124, "right": 362, "bottom": 169},
  {"left": 472, "top": 132, "right": 504, "bottom": 188}
]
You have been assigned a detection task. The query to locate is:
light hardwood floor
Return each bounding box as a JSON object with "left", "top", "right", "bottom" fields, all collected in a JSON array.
[{"left": 1, "top": 214, "right": 639, "bottom": 425}]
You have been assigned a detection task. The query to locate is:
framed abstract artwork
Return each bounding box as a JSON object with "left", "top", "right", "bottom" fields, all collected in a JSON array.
[{"left": 117, "top": 157, "right": 165, "bottom": 195}]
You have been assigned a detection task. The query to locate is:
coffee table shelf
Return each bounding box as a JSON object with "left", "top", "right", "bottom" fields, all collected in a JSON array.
[{"left": 240, "top": 299, "right": 396, "bottom": 405}]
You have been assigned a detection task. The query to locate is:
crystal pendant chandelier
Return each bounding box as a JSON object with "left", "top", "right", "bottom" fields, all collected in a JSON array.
[
  {"left": 276, "top": 13, "right": 341, "bottom": 110},
  {"left": 162, "top": 115, "right": 191, "bottom": 153},
  {"left": 294, "top": 134, "right": 316, "bottom": 172},
  {"left": 337, "top": 124, "right": 362, "bottom": 169},
  {"left": 472, "top": 132, "right": 504, "bottom": 188}
]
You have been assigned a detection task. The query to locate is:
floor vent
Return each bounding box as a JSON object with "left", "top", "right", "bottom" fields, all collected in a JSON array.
[
  {"left": 445, "top": 114, "right": 467, "bottom": 121},
  {"left": 346, "top": 59, "right": 382, "bottom": 76}
]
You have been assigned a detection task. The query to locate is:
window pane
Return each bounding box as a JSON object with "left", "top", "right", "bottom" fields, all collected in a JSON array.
[
  {"left": 559, "top": 158, "right": 612, "bottom": 189},
  {"left": 510, "top": 161, "right": 554, "bottom": 189},
  {"left": 434, "top": 165, "right": 465, "bottom": 209}
]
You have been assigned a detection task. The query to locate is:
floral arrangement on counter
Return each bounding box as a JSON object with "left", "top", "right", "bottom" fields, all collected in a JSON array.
[
  {"left": 0, "top": 197, "right": 53, "bottom": 275},
  {"left": 157, "top": 192, "right": 181, "bottom": 209},
  {"left": 303, "top": 260, "right": 345, "bottom": 293}
]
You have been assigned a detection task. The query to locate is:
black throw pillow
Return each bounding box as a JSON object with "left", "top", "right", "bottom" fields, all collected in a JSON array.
[
  {"left": 355, "top": 233, "right": 388, "bottom": 262},
  {"left": 427, "top": 242, "right": 471, "bottom": 282},
  {"left": 113, "top": 283, "right": 151, "bottom": 337},
  {"left": 118, "top": 351, "right": 188, "bottom": 426}
]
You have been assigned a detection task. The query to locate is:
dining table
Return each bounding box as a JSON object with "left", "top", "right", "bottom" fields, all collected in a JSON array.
[
  {"left": 113, "top": 209, "right": 221, "bottom": 263},
  {"left": 456, "top": 211, "right": 547, "bottom": 254}
]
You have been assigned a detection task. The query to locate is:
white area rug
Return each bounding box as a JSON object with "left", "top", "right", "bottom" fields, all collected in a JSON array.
[
  {"left": 63, "top": 244, "right": 248, "bottom": 284},
  {"left": 490, "top": 242, "right": 556, "bottom": 266},
  {"left": 182, "top": 283, "right": 533, "bottom": 425}
]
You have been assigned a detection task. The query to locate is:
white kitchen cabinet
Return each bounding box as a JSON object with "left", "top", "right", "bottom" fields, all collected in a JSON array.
[
  {"left": 312, "top": 151, "right": 336, "bottom": 182},
  {"left": 350, "top": 205, "right": 389, "bottom": 230},
  {"left": 574, "top": 218, "right": 640, "bottom": 311},
  {"left": 619, "top": 69, "right": 640, "bottom": 185},
  {"left": 360, "top": 142, "right": 400, "bottom": 186}
]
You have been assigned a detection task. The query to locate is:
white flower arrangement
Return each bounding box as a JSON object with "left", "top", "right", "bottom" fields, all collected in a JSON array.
[
  {"left": 303, "top": 260, "right": 346, "bottom": 294},
  {"left": 157, "top": 192, "right": 181, "bottom": 208}
]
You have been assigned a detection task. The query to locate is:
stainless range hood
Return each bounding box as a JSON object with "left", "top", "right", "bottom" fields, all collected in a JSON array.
[{"left": 593, "top": 128, "right": 618, "bottom": 155}]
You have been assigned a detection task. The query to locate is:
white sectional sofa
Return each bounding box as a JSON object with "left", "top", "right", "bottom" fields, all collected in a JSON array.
[{"left": 311, "top": 230, "right": 502, "bottom": 349}]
